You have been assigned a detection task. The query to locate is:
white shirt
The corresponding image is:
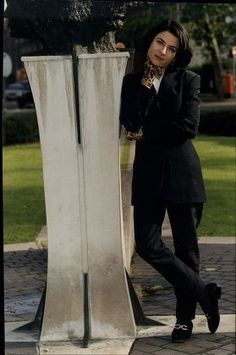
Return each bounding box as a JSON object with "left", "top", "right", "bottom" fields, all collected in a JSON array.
[{"left": 153, "top": 74, "right": 164, "bottom": 94}]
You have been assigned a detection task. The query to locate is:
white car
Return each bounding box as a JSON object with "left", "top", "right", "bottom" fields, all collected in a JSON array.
[{"left": 5, "top": 81, "right": 34, "bottom": 108}]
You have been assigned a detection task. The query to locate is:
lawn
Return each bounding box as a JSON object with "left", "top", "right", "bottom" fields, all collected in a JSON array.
[
  {"left": 120, "top": 137, "right": 132, "bottom": 170},
  {"left": 3, "top": 143, "right": 46, "bottom": 244},
  {"left": 193, "top": 135, "right": 235, "bottom": 236},
  {"left": 3, "top": 135, "right": 235, "bottom": 243}
]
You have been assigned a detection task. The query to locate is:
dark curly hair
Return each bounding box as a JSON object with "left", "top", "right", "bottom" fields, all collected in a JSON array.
[{"left": 133, "top": 19, "right": 193, "bottom": 72}]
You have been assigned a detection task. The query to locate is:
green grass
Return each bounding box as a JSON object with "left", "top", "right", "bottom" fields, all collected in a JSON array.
[
  {"left": 120, "top": 135, "right": 235, "bottom": 236},
  {"left": 3, "top": 143, "right": 46, "bottom": 244},
  {"left": 120, "top": 138, "right": 132, "bottom": 170},
  {"left": 193, "top": 135, "right": 235, "bottom": 236},
  {"left": 3, "top": 136, "right": 235, "bottom": 244}
]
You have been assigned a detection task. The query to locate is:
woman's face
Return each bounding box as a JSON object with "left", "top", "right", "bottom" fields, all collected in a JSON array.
[{"left": 147, "top": 31, "right": 179, "bottom": 68}]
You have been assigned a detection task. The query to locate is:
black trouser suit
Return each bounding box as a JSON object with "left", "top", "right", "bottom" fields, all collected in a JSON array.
[
  {"left": 134, "top": 199, "right": 203, "bottom": 320},
  {"left": 120, "top": 68, "right": 207, "bottom": 321}
]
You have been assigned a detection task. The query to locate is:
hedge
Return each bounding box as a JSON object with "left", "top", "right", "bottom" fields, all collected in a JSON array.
[
  {"left": 199, "top": 105, "right": 236, "bottom": 136},
  {"left": 2, "top": 105, "right": 236, "bottom": 146},
  {"left": 2, "top": 110, "right": 39, "bottom": 146},
  {"left": 190, "top": 63, "right": 216, "bottom": 94}
]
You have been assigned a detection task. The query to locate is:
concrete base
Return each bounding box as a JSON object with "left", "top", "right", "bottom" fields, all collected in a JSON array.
[
  {"left": 39, "top": 339, "right": 134, "bottom": 354},
  {"left": 5, "top": 322, "right": 134, "bottom": 354},
  {"left": 5, "top": 314, "right": 235, "bottom": 354},
  {"left": 5, "top": 321, "right": 39, "bottom": 343}
]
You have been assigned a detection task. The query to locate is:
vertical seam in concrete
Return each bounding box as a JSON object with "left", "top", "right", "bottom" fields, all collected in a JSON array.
[
  {"left": 77, "top": 55, "right": 91, "bottom": 342},
  {"left": 72, "top": 47, "right": 81, "bottom": 144}
]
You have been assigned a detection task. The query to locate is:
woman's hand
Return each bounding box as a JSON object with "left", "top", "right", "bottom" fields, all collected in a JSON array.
[
  {"left": 141, "top": 57, "right": 164, "bottom": 89},
  {"left": 125, "top": 128, "right": 143, "bottom": 141}
]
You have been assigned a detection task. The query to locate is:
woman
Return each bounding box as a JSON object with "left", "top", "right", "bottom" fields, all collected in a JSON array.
[{"left": 120, "top": 19, "right": 221, "bottom": 343}]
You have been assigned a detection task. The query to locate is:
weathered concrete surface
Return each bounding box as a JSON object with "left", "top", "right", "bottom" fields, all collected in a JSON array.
[
  {"left": 22, "top": 53, "right": 135, "bottom": 352},
  {"left": 35, "top": 166, "right": 136, "bottom": 270},
  {"left": 74, "top": 52, "right": 135, "bottom": 340},
  {"left": 24, "top": 56, "right": 85, "bottom": 342}
]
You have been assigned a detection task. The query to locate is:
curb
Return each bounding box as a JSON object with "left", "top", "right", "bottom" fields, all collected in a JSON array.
[{"left": 4, "top": 234, "right": 235, "bottom": 253}]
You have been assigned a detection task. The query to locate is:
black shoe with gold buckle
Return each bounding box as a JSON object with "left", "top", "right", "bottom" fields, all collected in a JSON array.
[{"left": 171, "top": 320, "right": 193, "bottom": 343}]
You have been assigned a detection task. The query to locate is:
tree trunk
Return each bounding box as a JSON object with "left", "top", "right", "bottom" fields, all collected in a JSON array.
[{"left": 204, "top": 12, "right": 224, "bottom": 100}]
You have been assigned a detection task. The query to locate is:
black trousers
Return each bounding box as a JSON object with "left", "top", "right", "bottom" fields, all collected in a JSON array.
[{"left": 134, "top": 198, "right": 205, "bottom": 321}]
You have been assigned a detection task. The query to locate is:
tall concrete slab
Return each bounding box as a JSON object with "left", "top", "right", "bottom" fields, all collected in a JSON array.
[
  {"left": 23, "top": 56, "right": 85, "bottom": 342},
  {"left": 22, "top": 52, "right": 136, "bottom": 353},
  {"left": 76, "top": 52, "right": 135, "bottom": 339}
]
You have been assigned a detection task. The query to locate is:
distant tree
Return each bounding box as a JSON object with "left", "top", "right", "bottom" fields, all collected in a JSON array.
[
  {"left": 118, "top": 3, "right": 236, "bottom": 99},
  {"left": 5, "top": 0, "right": 154, "bottom": 53},
  {"left": 6, "top": 1, "right": 236, "bottom": 98},
  {"left": 181, "top": 3, "right": 236, "bottom": 99},
  {"left": 116, "top": 3, "right": 174, "bottom": 48}
]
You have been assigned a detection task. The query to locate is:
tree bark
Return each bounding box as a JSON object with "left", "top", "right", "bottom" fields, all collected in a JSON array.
[{"left": 204, "top": 12, "right": 224, "bottom": 100}]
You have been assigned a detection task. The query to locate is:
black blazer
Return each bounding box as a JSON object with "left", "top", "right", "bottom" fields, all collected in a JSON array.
[{"left": 120, "top": 65, "right": 206, "bottom": 205}]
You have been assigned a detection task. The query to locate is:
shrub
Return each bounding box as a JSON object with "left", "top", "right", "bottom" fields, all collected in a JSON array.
[
  {"left": 199, "top": 106, "right": 236, "bottom": 136},
  {"left": 2, "top": 104, "right": 235, "bottom": 145},
  {"left": 190, "top": 63, "right": 216, "bottom": 94},
  {"left": 3, "top": 110, "right": 39, "bottom": 145}
]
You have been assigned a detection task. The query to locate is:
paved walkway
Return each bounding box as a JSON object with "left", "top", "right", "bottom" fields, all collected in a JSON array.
[
  {"left": 4, "top": 235, "right": 235, "bottom": 354},
  {"left": 130, "top": 237, "right": 235, "bottom": 354}
]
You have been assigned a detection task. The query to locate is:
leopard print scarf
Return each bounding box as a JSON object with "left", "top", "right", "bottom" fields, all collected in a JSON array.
[{"left": 141, "top": 56, "right": 165, "bottom": 89}]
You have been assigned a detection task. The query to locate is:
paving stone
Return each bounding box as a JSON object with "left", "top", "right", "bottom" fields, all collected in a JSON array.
[
  {"left": 221, "top": 343, "right": 236, "bottom": 351},
  {"left": 162, "top": 342, "right": 206, "bottom": 353},
  {"left": 131, "top": 341, "right": 160, "bottom": 353},
  {"left": 5, "top": 343, "right": 38, "bottom": 355},
  {"left": 131, "top": 350, "right": 150, "bottom": 355},
  {"left": 222, "top": 333, "right": 236, "bottom": 338},
  {"left": 151, "top": 349, "right": 184, "bottom": 354},
  {"left": 138, "top": 337, "right": 170, "bottom": 347},
  {"left": 206, "top": 349, "right": 234, "bottom": 355},
  {"left": 4, "top": 238, "right": 236, "bottom": 354},
  {"left": 189, "top": 338, "right": 220, "bottom": 348}
]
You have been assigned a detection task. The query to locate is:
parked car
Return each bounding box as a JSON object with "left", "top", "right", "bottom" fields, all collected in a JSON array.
[{"left": 5, "top": 80, "right": 34, "bottom": 108}]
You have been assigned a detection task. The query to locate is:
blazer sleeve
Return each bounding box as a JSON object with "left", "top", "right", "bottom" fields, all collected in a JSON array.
[
  {"left": 154, "top": 73, "right": 201, "bottom": 144},
  {"left": 119, "top": 73, "right": 156, "bottom": 132}
]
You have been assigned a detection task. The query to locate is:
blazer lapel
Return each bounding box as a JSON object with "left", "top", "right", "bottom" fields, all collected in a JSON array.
[
  {"left": 158, "top": 66, "right": 181, "bottom": 98},
  {"left": 157, "top": 66, "right": 184, "bottom": 113}
]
